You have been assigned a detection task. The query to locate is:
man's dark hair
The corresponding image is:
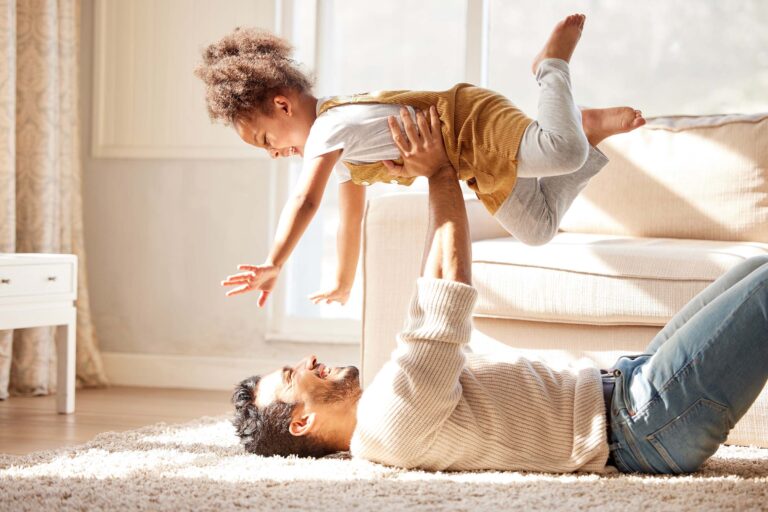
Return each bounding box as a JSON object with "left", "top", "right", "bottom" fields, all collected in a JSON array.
[{"left": 231, "top": 375, "right": 334, "bottom": 458}]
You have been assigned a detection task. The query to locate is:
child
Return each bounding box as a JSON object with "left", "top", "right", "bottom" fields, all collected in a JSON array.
[{"left": 196, "top": 14, "right": 645, "bottom": 306}]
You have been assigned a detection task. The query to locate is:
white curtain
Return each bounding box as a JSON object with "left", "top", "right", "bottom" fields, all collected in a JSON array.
[{"left": 0, "top": 0, "right": 107, "bottom": 398}]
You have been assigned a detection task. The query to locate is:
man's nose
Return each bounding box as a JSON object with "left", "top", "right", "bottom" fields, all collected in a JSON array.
[
  {"left": 269, "top": 149, "right": 280, "bottom": 159},
  {"left": 303, "top": 355, "right": 317, "bottom": 370}
]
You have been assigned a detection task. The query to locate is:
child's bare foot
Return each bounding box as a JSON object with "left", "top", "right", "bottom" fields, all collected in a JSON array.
[
  {"left": 581, "top": 107, "right": 646, "bottom": 147},
  {"left": 531, "top": 14, "right": 586, "bottom": 75}
]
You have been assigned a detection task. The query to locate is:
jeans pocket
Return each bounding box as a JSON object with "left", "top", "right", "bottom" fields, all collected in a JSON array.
[{"left": 646, "top": 398, "right": 730, "bottom": 474}]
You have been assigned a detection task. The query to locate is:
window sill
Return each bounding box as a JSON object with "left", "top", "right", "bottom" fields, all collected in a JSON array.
[{"left": 265, "top": 331, "right": 360, "bottom": 345}]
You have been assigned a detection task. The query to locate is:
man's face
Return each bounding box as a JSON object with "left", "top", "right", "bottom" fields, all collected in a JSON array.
[{"left": 255, "top": 355, "right": 361, "bottom": 414}]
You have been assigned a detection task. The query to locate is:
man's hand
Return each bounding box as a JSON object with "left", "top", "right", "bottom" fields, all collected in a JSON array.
[
  {"left": 308, "top": 285, "right": 351, "bottom": 305},
  {"left": 221, "top": 263, "right": 280, "bottom": 307},
  {"left": 383, "top": 106, "right": 453, "bottom": 179}
]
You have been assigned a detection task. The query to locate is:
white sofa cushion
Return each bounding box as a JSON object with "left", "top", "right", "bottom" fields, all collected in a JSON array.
[
  {"left": 560, "top": 113, "right": 768, "bottom": 242},
  {"left": 472, "top": 232, "right": 768, "bottom": 326}
]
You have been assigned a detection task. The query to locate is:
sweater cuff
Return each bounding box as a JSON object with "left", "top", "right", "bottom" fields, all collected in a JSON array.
[{"left": 399, "top": 278, "right": 478, "bottom": 345}]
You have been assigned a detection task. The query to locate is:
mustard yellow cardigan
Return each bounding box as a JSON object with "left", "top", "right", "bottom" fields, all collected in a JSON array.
[{"left": 318, "top": 84, "right": 533, "bottom": 214}]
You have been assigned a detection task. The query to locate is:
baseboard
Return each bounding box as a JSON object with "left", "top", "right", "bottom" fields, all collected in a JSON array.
[{"left": 101, "top": 352, "right": 288, "bottom": 390}]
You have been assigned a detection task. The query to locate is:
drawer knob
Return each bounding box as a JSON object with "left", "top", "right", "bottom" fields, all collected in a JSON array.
[
  {"left": 47, "top": 276, "right": 57, "bottom": 282},
  {"left": 1, "top": 278, "right": 9, "bottom": 284}
]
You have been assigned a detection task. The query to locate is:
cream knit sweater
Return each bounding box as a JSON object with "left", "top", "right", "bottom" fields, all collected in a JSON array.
[{"left": 350, "top": 278, "right": 609, "bottom": 473}]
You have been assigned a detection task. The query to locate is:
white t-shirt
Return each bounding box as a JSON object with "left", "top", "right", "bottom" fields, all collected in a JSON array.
[{"left": 303, "top": 98, "right": 417, "bottom": 183}]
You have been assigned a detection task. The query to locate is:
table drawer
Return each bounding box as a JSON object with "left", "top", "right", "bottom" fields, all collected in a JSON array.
[{"left": 0, "top": 263, "right": 75, "bottom": 298}]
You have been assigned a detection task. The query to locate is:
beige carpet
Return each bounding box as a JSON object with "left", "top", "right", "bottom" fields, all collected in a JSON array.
[{"left": 1, "top": 416, "right": 767, "bottom": 511}]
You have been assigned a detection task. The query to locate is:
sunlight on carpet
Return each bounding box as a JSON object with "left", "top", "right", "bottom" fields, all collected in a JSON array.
[{"left": 2, "top": 416, "right": 767, "bottom": 511}]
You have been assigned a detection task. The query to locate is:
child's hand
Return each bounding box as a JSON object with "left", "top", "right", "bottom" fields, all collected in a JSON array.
[
  {"left": 221, "top": 263, "right": 280, "bottom": 307},
  {"left": 308, "top": 286, "right": 351, "bottom": 305}
]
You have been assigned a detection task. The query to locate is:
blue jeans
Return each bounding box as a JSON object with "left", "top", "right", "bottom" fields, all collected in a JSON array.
[{"left": 608, "top": 255, "right": 768, "bottom": 474}]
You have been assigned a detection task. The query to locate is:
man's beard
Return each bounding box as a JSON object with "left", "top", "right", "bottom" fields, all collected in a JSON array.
[{"left": 319, "top": 366, "right": 361, "bottom": 404}]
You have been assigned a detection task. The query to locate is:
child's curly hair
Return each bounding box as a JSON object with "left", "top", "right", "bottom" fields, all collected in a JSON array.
[{"left": 195, "top": 27, "right": 313, "bottom": 126}]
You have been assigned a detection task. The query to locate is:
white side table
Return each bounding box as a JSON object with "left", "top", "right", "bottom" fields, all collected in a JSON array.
[{"left": 0, "top": 253, "right": 78, "bottom": 413}]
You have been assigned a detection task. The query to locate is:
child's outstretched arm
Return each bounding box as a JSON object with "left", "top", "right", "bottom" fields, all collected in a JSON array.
[
  {"left": 308, "top": 181, "right": 366, "bottom": 305},
  {"left": 221, "top": 150, "right": 342, "bottom": 306}
]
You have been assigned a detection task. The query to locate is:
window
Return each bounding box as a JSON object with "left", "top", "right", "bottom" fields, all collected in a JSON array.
[
  {"left": 271, "top": 0, "right": 469, "bottom": 342},
  {"left": 487, "top": 1, "right": 768, "bottom": 117},
  {"left": 315, "top": 0, "right": 468, "bottom": 94}
]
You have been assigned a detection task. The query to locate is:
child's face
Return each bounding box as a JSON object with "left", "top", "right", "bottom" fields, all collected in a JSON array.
[{"left": 234, "top": 94, "right": 312, "bottom": 159}]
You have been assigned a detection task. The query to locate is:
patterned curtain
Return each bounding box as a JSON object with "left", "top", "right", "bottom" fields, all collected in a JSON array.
[{"left": 0, "top": 0, "right": 107, "bottom": 399}]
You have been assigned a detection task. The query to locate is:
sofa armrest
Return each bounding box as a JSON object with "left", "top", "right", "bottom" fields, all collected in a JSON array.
[{"left": 360, "top": 191, "right": 505, "bottom": 387}]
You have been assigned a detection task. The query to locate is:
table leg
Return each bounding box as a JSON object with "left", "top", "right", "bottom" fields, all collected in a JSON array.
[{"left": 56, "top": 321, "right": 76, "bottom": 414}]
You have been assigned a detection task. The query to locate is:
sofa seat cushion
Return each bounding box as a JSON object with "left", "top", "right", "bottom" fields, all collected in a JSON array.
[{"left": 472, "top": 233, "right": 768, "bottom": 326}]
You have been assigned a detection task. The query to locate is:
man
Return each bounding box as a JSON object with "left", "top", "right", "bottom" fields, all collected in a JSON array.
[{"left": 232, "top": 108, "right": 768, "bottom": 474}]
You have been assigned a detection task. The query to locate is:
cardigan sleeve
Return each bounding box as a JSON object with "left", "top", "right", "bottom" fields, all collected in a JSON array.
[{"left": 351, "top": 278, "right": 478, "bottom": 467}]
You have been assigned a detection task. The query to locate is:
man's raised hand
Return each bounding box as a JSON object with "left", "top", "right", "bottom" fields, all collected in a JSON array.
[{"left": 383, "top": 105, "right": 453, "bottom": 179}]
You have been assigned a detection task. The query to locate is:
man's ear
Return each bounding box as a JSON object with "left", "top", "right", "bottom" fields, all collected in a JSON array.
[
  {"left": 289, "top": 412, "right": 317, "bottom": 437},
  {"left": 273, "top": 95, "right": 292, "bottom": 116}
]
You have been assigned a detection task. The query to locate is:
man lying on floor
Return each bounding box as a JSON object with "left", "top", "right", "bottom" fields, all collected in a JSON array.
[{"left": 231, "top": 109, "right": 768, "bottom": 475}]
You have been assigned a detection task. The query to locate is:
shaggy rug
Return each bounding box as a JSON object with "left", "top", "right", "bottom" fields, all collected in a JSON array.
[{"left": 1, "top": 416, "right": 767, "bottom": 511}]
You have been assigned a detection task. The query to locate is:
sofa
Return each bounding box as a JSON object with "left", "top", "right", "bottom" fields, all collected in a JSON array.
[{"left": 360, "top": 113, "right": 768, "bottom": 448}]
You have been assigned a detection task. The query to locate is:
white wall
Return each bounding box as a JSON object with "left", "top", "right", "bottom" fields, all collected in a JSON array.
[{"left": 79, "top": 0, "right": 359, "bottom": 389}]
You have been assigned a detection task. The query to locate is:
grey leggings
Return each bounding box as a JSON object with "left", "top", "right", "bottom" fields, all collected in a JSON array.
[{"left": 494, "top": 58, "right": 609, "bottom": 245}]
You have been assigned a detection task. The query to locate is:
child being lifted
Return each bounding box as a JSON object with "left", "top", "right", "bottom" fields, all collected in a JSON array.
[{"left": 196, "top": 14, "right": 645, "bottom": 306}]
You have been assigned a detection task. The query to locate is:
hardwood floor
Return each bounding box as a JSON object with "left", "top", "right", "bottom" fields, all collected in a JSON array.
[{"left": 0, "top": 386, "right": 232, "bottom": 455}]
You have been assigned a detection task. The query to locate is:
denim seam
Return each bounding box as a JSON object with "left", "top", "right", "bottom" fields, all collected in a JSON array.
[
  {"left": 612, "top": 446, "right": 632, "bottom": 473},
  {"left": 631, "top": 275, "right": 768, "bottom": 418},
  {"left": 646, "top": 399, "right": 729, "bottom": 474},
  {"left": 618, "top": 420, "right": 654, "bottom": 473},
  {"left": 647, "top": 436, "right": 683, "bottom": 473}
]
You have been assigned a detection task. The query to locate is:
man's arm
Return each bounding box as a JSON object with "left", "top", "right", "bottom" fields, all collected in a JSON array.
[
  {"left": 351, "top": 107, "right": 477, "bottom": 468},
  {"left": 383, "top": 105, "right": 471, "bottom": 284},
  {"left": 422, "top": 167, "right": 472, "bottom": 285}
]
